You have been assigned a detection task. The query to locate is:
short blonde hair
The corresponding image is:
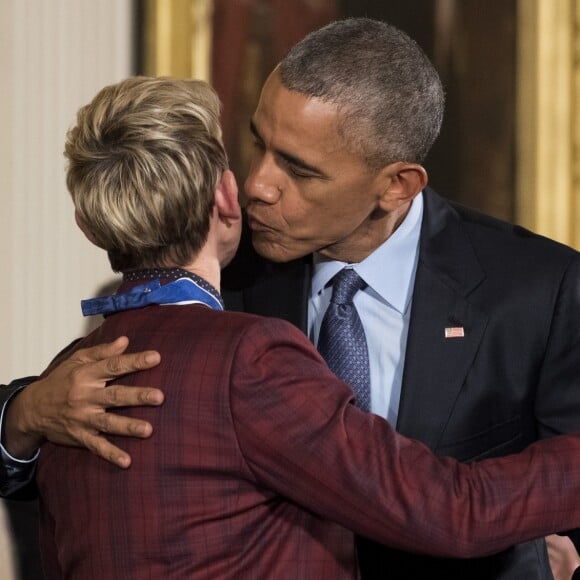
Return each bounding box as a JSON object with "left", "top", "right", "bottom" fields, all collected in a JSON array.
[{"left": 65, "top": 76, "right": 228, "bottom": 271}]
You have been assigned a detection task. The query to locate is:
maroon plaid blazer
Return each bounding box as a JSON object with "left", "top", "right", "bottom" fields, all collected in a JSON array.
[{"left": 37, "top": 303, "right": 580, "bottom": 579}]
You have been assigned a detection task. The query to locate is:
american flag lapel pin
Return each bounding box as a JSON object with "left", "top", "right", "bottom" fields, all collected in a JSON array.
[{"left": 445, "top": 326, "right": 465, "bottom": 339}]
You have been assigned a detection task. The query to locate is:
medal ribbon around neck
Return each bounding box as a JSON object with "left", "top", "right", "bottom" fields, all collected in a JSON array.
[{"left": 81, "top": 277, "right": 224, "bottom": 317}]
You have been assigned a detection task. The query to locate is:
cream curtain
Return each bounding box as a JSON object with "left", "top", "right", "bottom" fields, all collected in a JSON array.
[
  {"left": 0, "top": 1, "right": 134, "bottom": 577},
  {"left": 517, "top": 0, "right": 580, "bottom": 248}
]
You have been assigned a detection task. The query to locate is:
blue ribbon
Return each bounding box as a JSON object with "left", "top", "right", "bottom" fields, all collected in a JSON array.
[{"left": 81, "top": 278, "right": 223, "bottom": 316}]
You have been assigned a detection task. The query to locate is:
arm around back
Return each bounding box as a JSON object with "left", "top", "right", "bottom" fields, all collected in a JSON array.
[
  {"left": 1, "top": 336, "right": 164, "bottom": 497},
  {"left": 230, "top": 316, "right": 580, "bottom": 559}
]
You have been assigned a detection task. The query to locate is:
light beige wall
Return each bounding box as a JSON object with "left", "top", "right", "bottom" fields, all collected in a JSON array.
[{"left": 0, "top": 0, "right": 133, "bottom": 577}]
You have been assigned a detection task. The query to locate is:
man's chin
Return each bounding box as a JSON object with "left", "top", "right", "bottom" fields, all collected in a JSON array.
[{"left": 252, "top": 235, "right": 306, "bottom": 263}]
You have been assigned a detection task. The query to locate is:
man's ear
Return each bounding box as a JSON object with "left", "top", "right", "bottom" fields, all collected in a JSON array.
[
  {"left": 74, "top": 210, "right": 102, "bottom": 247},
  {"left": 214, "top": 169, "right": 241, "bottom": 225},
  {"left": 377, "top": 162, "right": 428, "bottom": 211}
]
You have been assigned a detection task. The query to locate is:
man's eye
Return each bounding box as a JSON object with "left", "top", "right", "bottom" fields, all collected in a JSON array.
[{"left": 288, "top": 166, "right": 312, "bottom": 179}]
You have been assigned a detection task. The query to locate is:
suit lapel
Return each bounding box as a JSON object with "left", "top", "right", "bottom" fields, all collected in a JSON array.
[{"left": 396, "top": 189, "right": 489, "bottom": 449}]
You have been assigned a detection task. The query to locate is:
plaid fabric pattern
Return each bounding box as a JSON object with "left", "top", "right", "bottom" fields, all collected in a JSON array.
[{"left": 37, "top": 304, "right": 580, "bottom": 579}]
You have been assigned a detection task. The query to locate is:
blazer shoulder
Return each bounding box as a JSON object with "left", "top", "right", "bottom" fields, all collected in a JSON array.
[{"left": 423, "top": 188, "right": 578, "bottom": 268}]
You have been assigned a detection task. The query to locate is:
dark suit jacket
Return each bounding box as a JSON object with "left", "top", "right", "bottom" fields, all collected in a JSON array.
[
  {"left": 35, "top": 278, "right": 580, "bottom": 579},
  {"left": 222, "top": 187, "right": 580, "bottom": 579}
]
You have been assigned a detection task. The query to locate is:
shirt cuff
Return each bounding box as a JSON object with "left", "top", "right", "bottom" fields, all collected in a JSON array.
[{"left": 0, "top": 384, "right": 39, "bottom": 495}]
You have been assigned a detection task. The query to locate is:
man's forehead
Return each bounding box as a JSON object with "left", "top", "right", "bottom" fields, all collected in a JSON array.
[{"left": 256, "top": 83, "right": 341, "bottom": 135}]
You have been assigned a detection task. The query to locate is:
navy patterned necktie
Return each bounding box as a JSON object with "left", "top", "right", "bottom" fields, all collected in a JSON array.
[{"left": 317, "top": 268, "right": 371, "bottom": 412}]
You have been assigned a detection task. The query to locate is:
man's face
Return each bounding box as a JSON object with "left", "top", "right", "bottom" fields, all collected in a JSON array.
[{"left": 244, "top": 71, "right": 391, "bottom": 264}]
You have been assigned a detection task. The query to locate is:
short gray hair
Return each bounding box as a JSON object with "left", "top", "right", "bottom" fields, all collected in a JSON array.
[
  {"left": 66, "top": 76, "right": 228, "bottom": 271},
  {"left": 279, "top": 18, "right": 444, "bottom": 167}
]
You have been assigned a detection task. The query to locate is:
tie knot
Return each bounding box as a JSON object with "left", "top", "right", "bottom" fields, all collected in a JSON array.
[{"left": 330, "top": 269, "right": 366, "bottom": 305}]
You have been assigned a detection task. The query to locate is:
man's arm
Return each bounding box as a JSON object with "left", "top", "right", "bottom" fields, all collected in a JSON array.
[
  {"left": 1, "top": 336, "right": 164, "bottom": 481},
  {"left": 535, "top": 254, "right": 580, "bottom": 438},
  {"left": 534, "top": 254, "right": 580, "bottom": 563}
]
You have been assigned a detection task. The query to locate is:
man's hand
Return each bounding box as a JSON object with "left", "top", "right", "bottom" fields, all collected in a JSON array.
[
  {"left": 3, "top": 336, "right": 163, "bottom": 468},
  {"left": 546, "top": 534, "right": 580, "bottom": 580}
]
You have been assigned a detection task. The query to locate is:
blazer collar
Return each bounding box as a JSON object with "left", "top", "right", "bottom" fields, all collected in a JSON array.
[
  {"left": 396, "top": 187, "right": 489, "bottom": 447},
  {"left": 418, "top": 187, "right": 486, "bottom": 297}
]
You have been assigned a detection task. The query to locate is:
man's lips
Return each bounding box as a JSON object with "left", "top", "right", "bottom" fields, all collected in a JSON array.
[{"left": 246, "top": 212, "right": 274, "bottom": 232}]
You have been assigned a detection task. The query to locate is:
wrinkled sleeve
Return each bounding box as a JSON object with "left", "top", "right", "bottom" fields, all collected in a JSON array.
[{"left": 228, "top": 316, "right": 580, "bottom": 559}]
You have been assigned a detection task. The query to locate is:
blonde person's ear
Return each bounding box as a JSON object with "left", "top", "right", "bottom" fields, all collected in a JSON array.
[
  {"left": 213, "top": 169, "right": 243, "bottom": 269},
  {"left": 214, "top": 169, "right": 241, "bottom": 225}
]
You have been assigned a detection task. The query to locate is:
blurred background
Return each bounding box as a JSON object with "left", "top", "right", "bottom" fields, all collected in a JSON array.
[{"left": 1, "top": 1, "right": 579, "bottom": 578}]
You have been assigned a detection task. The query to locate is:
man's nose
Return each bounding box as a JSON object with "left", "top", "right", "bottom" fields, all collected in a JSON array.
[{"left": 245, "top": 154, "right": 282, "bottom": 204}]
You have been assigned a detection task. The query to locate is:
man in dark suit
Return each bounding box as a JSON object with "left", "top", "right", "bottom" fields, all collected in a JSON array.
[
  {"left": 220, "top": 17, "right": 580, "bottom": 580},
  {"left": 35, "top": 74, "right": 580, "bottom": 580}
]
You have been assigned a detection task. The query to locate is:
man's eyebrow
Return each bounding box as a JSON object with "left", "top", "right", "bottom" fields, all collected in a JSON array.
[{"left": 249, "top": 119, "right": 328, "bottom": 179}]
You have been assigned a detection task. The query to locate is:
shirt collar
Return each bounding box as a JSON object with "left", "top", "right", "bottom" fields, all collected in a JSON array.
[
  {"left": 121, "top": 267, "right": 223, "bottom": 307},
  {"left": 311, "top": 192, "right": 423, "bottom": 314}
]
